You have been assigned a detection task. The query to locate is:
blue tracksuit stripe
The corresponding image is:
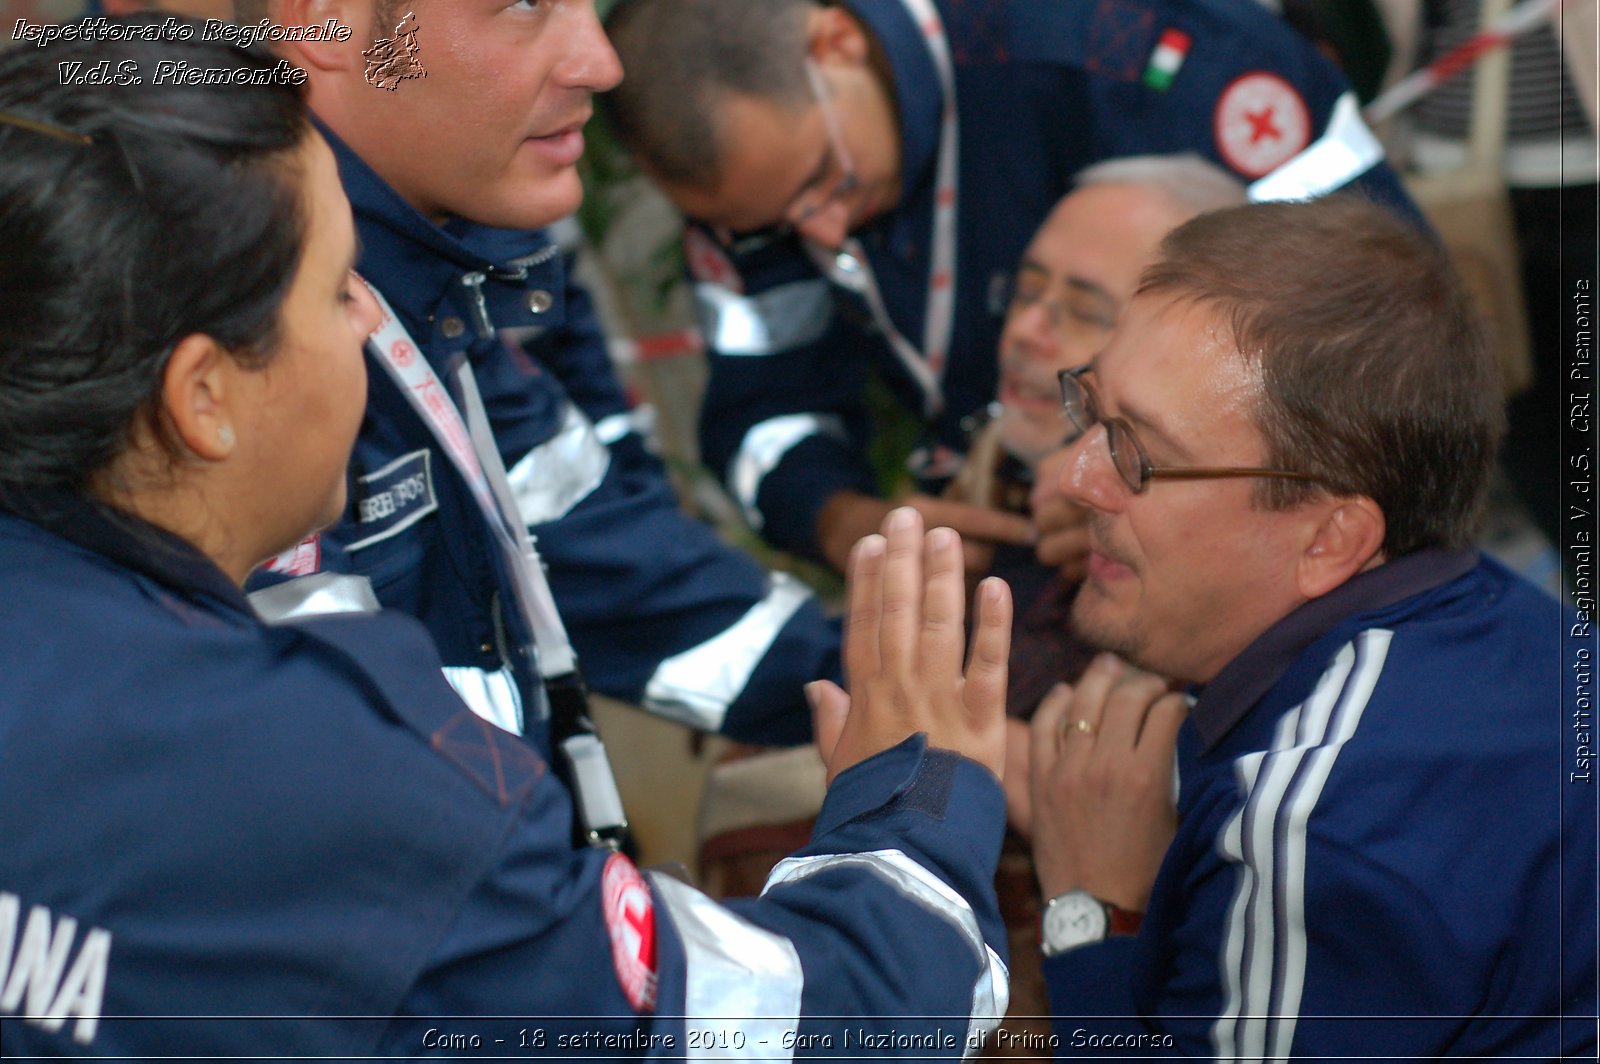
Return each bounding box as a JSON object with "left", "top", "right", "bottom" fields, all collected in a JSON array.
[{"left": 1216, "top": 631, "right": 1390, "bottom": 1061}]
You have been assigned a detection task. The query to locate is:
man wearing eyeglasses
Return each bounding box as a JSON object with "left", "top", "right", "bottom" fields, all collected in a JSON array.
[
  {"left": 944, "top": 153, "right": 1244, "bottom": 728},
  {"left": 601, "top": 0, "right": 1422, "bottom": 578},
  {"left": 1024, "top": 196, "right": 1595, "bottom": 1058}
]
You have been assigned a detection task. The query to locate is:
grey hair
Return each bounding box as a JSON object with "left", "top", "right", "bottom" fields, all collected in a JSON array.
[{"left": 1072, "top": 154, "right": 1248, "bottom": 216}]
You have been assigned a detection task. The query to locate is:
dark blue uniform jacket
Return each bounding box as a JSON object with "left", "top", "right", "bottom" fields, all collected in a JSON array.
[
  {"left": 0, "top": 501, "right": 1008, "bottom": 1057},
  {"left": 252, "top": 127, "right": 841, "bottom": 748}
]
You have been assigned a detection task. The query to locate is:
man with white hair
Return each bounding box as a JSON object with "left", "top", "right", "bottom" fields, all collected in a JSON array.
[{"left": 950, "top": 155, "right": 1246, "bottom": 725}]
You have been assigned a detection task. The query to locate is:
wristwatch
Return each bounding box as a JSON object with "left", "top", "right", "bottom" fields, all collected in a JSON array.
[{"left": 1040, "top": 889, "right": 1144, "bottom": 957}]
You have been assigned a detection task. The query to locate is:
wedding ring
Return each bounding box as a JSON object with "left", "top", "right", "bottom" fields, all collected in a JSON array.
[{"left": 1064, "top": 718, "right": 1096, "bottom": 738}]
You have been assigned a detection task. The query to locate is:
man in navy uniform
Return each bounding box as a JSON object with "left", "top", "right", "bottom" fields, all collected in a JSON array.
[
  {"left": 1023, "top": 197, "right": 1595, "bottom": 1057},
  {"left": 603, "top": 0, "right": 1420, "bottom": 574},
  {"left": 245, "top": 0, "right": 842, "bottom": 750}
]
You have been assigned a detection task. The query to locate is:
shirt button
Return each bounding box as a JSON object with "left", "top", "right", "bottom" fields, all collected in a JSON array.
[
  {"left": 479, "top": 642, "right": 495, "bottom": 655},
  {"left": 526, "top": 290, "right": 553, "bottom": 315},
  {"left": 440, "top": 316, "right": 466, "bottom": 339}
]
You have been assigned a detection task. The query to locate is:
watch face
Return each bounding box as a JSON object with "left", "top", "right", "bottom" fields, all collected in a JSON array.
[{"left": 1042, "top": 890, "right": 1108, "bottom": 955}]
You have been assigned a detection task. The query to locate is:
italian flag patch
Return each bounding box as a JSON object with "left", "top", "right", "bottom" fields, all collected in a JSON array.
[{"left": 1143, "top": 29, "right": 1190, "bottom": 92}]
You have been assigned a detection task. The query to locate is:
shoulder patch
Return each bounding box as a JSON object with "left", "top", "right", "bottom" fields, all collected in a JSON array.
[
  {"left": 601, "top": 853, "right": 658, "bottom": 1013},
  {"left": 346, "top": 449, "right": 438, "bottom": 553},
  {"left": 430, "top": 709, "right": 546, "bottom": 806},
  {"left": 1085, "top": 0, "right": 1156, "bottom": 82},
  {"left": 684, "top": 226, "right": 744, "bottom": 294},
  {"left": 1214, "top": 72, "right": 1312, "bottom": 178}
]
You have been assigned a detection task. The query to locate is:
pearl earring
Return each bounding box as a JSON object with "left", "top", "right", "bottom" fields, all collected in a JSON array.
[{"left": 218, "top": 425, "right": 235, "bottom": 450}]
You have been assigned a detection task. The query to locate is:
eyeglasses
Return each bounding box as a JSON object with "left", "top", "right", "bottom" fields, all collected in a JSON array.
[
  {"left": 709, "top": 59, "right": 858, "bottom": 255},
  {"left": 1058, "top": 364, "right": 1320, "bottom": 494},
  {"left": 992, "top": 266, "right": 1119, "bottom": 349},
  {"left": 787, "top": 59, "right": 860, "bottom": 226}
]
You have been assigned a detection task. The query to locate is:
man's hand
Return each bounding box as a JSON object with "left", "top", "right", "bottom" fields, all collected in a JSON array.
[
  {"left": 1028, "top": 654, "right": 1187, "bottom": 910},
  {"left": 1030, "top": 448, "right": 1090, "bottom": 583},
  {"left": 817, "top": 491, "right": 1034, "bottom": 577},
  {"left": 808, "top": 507, "right": 1013, "bottom": 784}
]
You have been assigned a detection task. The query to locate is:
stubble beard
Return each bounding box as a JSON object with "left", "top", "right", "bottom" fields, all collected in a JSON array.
[{"left": 1069, "top": 513, "right": 1151, "bottom": 667}]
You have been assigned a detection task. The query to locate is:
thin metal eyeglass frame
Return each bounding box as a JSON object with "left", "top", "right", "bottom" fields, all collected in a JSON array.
[
  {"left": 1058, "top": 365, "right": 1321, "bottom": 494},
  {"left": 706, "top": 59, "right": 860, "bottom": 254}
]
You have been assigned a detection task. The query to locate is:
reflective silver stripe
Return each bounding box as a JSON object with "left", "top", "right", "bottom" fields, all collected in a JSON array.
[
  {"left": 694, "top": 280, "right": 832, "bottom": 356},
  {"left": 730, "top": 414, "right": 847, "bottom": 530},
  {"left": 643, "top": 573, "right": 813, "bottom": 732},
  {"left": 1249, "top": 92, "right": 1385, "bottom": 203},
  {"left": 505, "top": 400, "right": 611, "bottom": 527},
  {"left": 249, "top": 573, "right": 382, "bottom": 623},
  {"left": 649, "top": 872, "right": 802, "bottom": 1061},
  {"left": 595, "top": 405, "right": 656, "bottom": 447},
  {"left": 764, "top": 849, "right": 1009, "bottom": 1054},
  {"left": 441, "top": 665, "right": 525, "bottom": 734}
]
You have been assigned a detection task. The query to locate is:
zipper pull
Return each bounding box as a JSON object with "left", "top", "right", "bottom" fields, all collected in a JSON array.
[{"left": 460, "top": 271, "right": 494, "bottom": 339}]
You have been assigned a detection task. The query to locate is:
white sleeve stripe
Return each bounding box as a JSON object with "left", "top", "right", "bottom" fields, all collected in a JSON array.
[
  {"left": 504, "top": 401, "right": 611, "bottom": 527},
  {"left": 642, "top": 573, "right": 813, "bottom": 733},
  {"left": 248, "top": 573, "right": 382, "bottom": 623},
  {"left": 440, "top": 665, "right": 525, "bottom": 734},
  {"left": 648, "top": 873, "right": 802, "bottom": 1061},
  {"left": 1248, "top": 92, "right": 1385, "bottom": 203},
  {"left": 763, "top": 849, "right": 1009, "bottom": 1052},
  {"left": 1212, "top": 630, "right": 1393, "bottom": 1063},
  {"left": 694, "top": 279, "right": 833, "bottom": 357},
  {"left": 594, "top": 408, "right": 650, "bottom": 447},
  {"left": 729, "top": 414, "right": 848, "bottom": 529}
]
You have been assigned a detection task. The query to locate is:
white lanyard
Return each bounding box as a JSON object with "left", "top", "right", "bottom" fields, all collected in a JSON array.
[
  {"left": 357, "top": 275, "right": 577, "bottom": 681},
  {"left": 358, "top": 277, "right": 631, "bottom": 848},
  {"left": 805, "top": 0, "right": 959, "bottom": 418}
]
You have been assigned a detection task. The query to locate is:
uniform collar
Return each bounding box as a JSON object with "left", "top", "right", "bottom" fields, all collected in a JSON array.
[
  {"left": 847, "top": 0, "right": 945, "bottom": 197},
  {"left": 0, "top": 491, "right": 250, "bottom": 615},
  {"left": 1191, "top": 548, "right": 1482, "bottom": 752},
  {"left": 316, "top": 118, "right": 568, "bottom": 339}
]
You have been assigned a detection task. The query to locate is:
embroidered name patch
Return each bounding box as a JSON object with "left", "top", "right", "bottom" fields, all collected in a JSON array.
[
  {"left": 347, "top": 449, "right": 438, "bottom": 552},
  {"left": 601, "top": 853, "right": 658, "bottom": 1013}
]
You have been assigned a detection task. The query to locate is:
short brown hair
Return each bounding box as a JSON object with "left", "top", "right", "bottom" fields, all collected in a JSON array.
[
  {"left": 1140, "top": 197, "right": 1503, "bottom": 557},
  {"left": 601, "top": 0, "right": 814, "bottom": 186}
]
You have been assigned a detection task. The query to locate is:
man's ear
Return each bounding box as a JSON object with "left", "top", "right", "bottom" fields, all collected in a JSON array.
[
  {"left": 1297, "top": 496, "right": 1386, "bottom": 599},
  {"left": 273, "top": 0, "right": 371, "bottom": 74},
  {"left": 805, "top": 3, "right": 872, "bottom": 68},
  {"left": 160, "top": 334, "right": 238, "bottom": 464}
]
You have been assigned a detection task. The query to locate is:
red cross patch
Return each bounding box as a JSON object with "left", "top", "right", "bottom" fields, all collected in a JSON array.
[
  {"left": 683, "top": 225, "right": 744, "bottom": 294},
  {"left": 1213, "top": 72, "right": 1311, "bottom": 178},
  {"left": 389, "top": 339, "right": 417, "bottom": 369},
  {"left": 601, "top": 853, "right": 658, "bottom": 1013}
]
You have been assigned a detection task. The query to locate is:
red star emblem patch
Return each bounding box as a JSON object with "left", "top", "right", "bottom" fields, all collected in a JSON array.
[{"left": 1214, "top": 72, "right": 1311, "bottom": 178}]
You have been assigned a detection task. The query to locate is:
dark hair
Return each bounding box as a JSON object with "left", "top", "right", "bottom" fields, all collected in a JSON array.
[
  {"left": 0, "top": 20, "right": 311, "bottom": 505},
  {"left": 600, "top": 0, "right": 813, "bottom": 186},
  {"left": 1139, "top": 197, "right": 1504, "bottom": 557}
]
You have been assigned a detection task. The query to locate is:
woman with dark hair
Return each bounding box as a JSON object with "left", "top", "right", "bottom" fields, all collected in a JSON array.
[{"left": 0, "top": 28, "right": 1013, "bottom": 1058}]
